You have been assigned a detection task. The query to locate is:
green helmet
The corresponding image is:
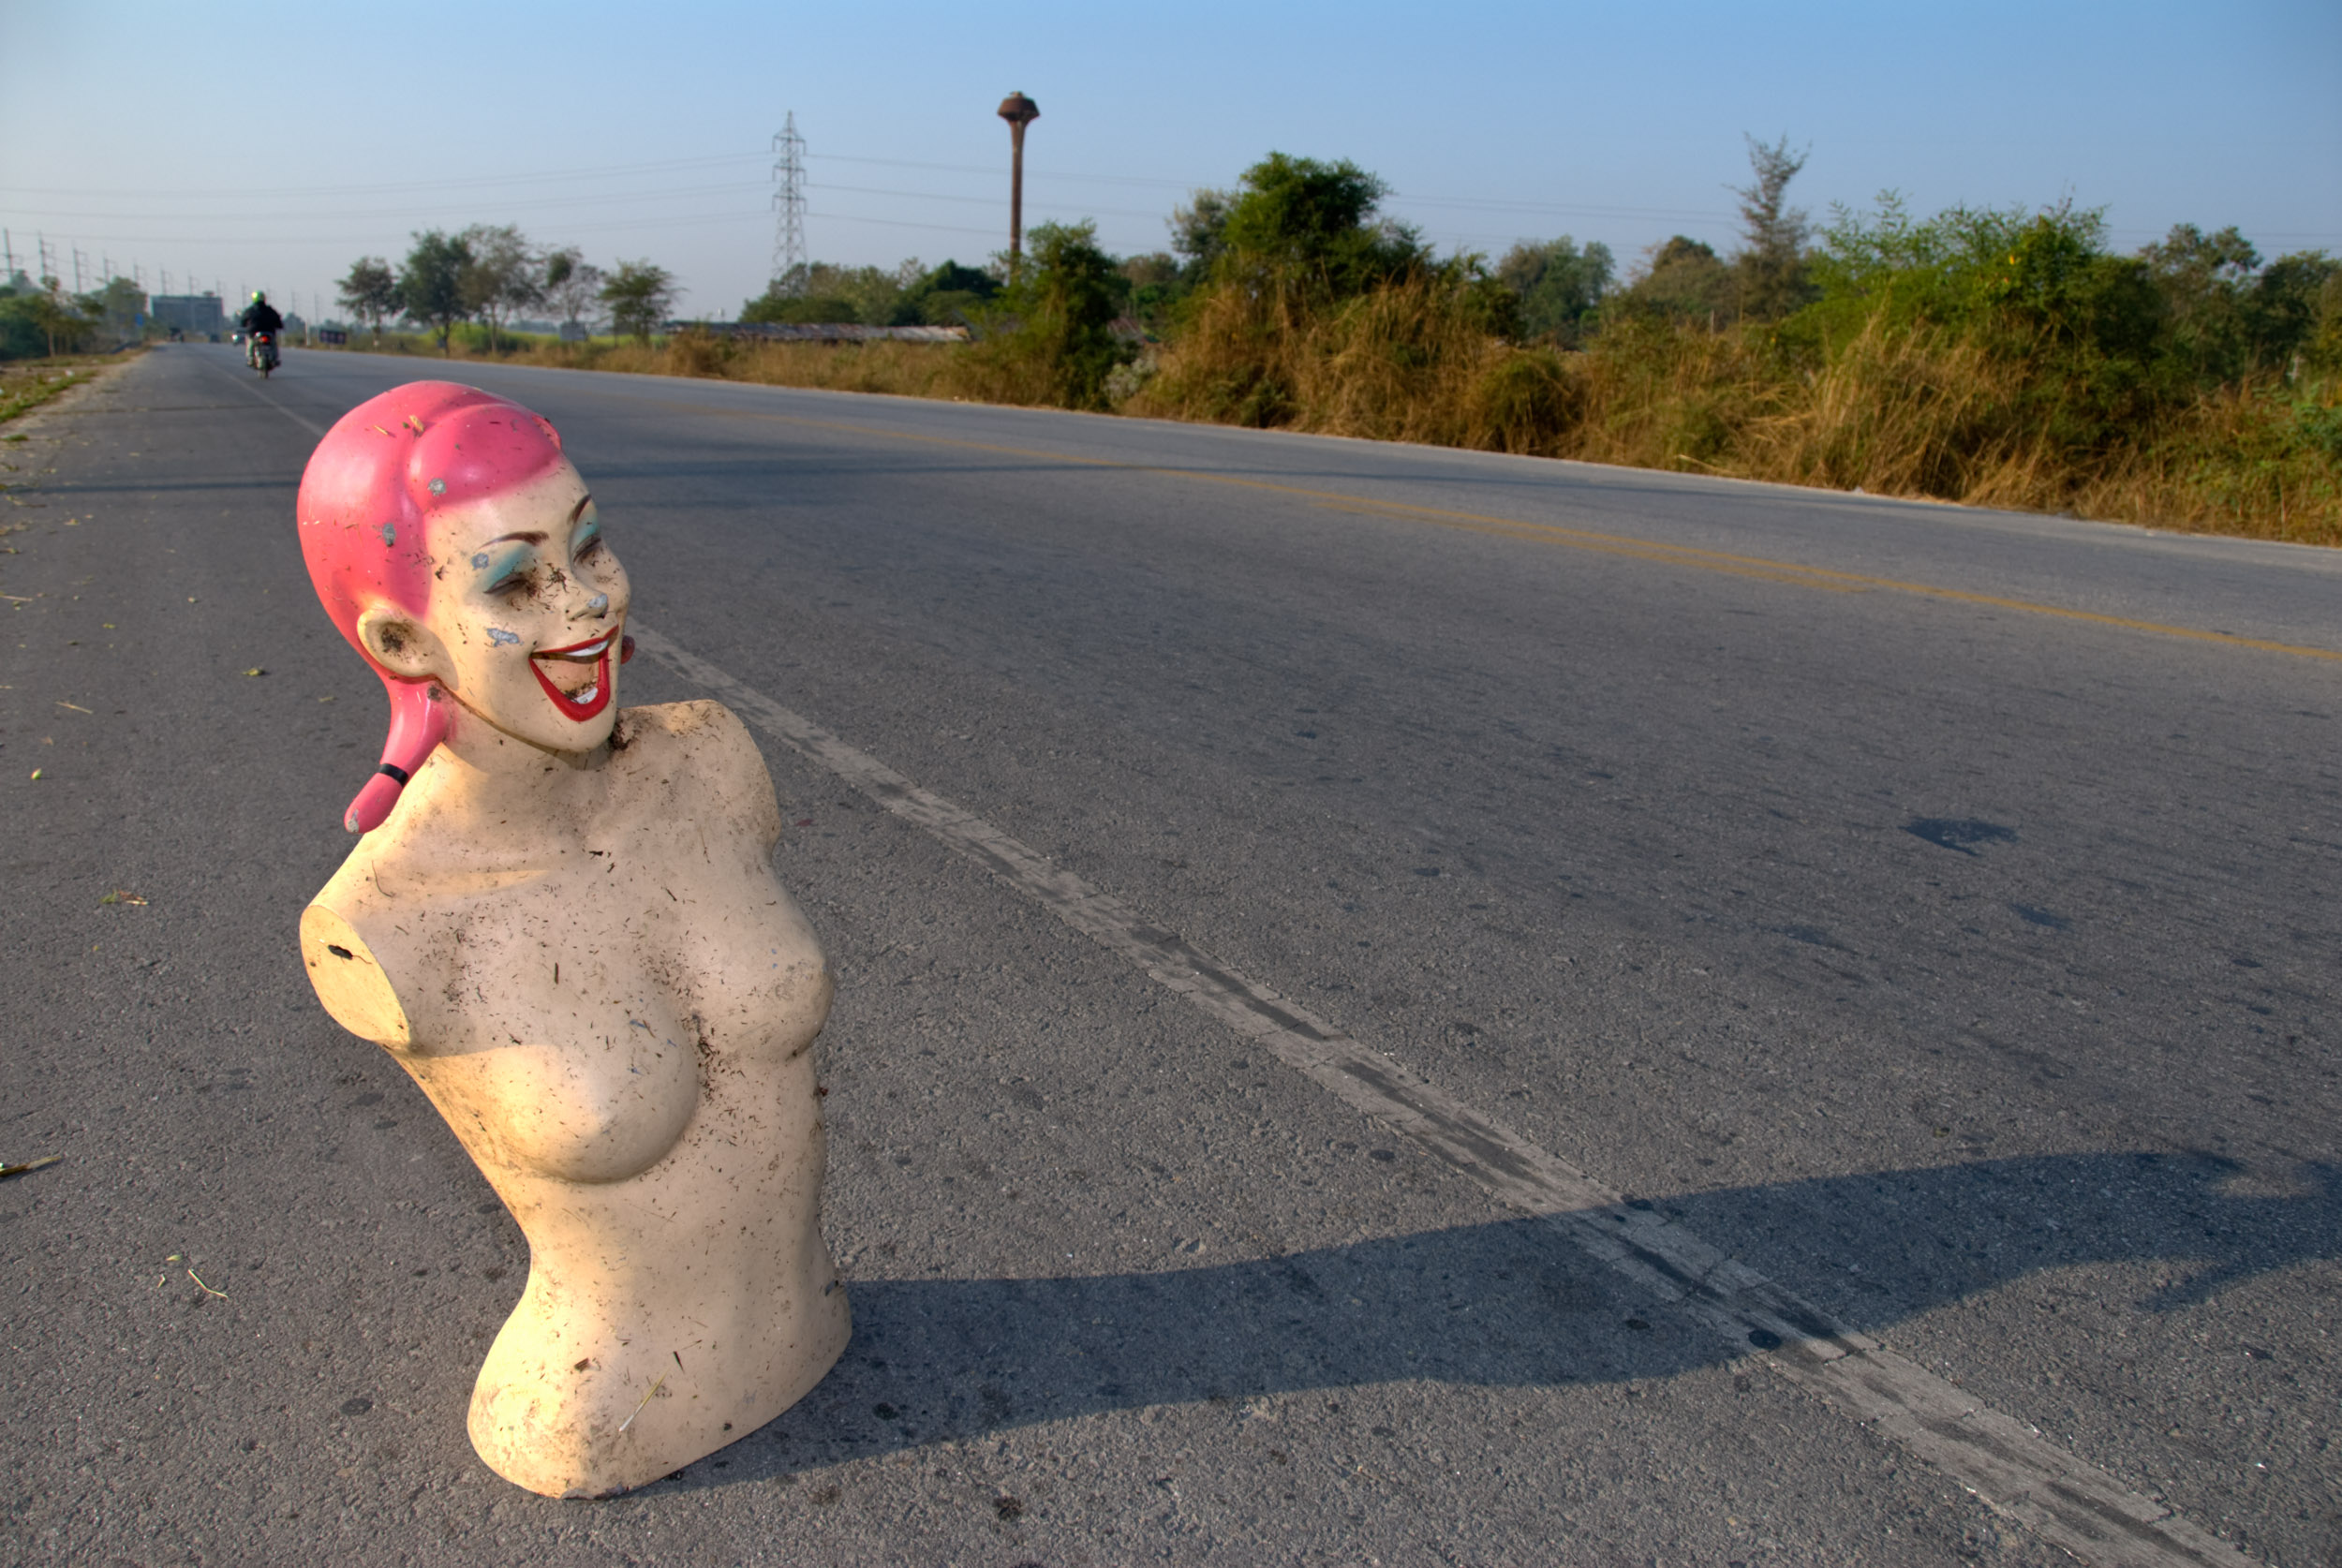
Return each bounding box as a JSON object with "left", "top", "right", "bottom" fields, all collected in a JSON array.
[{"left": 251, "top": 290, "right": 266, "bottom": 303}]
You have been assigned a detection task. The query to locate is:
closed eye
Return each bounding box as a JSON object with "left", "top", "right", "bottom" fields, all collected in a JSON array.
[
  {"left": 571, "top": 501, "right": 603, "bottom": 563},
  {"left": 476, "top": 541, "right": 540, "bottom": 599}
]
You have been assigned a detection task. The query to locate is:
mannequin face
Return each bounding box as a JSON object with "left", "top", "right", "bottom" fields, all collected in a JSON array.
[{"left": 359, "top": 460, "right": 632, "bottom": 754}]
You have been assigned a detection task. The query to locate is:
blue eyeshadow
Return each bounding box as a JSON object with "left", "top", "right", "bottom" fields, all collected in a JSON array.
[{"left": 477, "top": 544, "right": 534, "bottom": 587}]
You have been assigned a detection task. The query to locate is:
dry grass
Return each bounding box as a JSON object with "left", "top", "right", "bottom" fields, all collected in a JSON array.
[
  {"left": 1134, "top": 282, "right": 2342, "bottom": 545},
  {"left": 0, "top": 352, "right": 131, "bottom": 428},
  {"left": 321, "top": 330, "right": 965, "bottom": 400},
  {"left": 636, "top": 334, "right": 965, "bottom": 399},
  {"left": 318, "top": 305, "right": 2342, "bottom": 546}
]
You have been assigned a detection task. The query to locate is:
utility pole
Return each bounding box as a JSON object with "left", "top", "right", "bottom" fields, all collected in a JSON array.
[
  {"left": 997, "top": 92, "right": 1040, "bottom": 274},
  {"left": 2, "top": 230, "right": 15, "bottom": 283},
  {"left": 770, "top": 112, "right": 807, "bottom": 295},
  {"left": 73, "top": 248, "right": 88, "bottom": 292}
]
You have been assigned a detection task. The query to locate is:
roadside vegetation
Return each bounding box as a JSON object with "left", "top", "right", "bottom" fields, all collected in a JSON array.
[
  {"left": 0, "top": 274, "right": 141, "bottom": 430},
  {"left": 301, "top": 144, "right": 2342, "bottom": 544},
  {"left": 0, "top": 358, "right": 117, "bottom": 429}
]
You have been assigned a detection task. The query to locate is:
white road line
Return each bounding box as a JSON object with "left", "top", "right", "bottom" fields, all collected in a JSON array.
[{"left": 634, "top": 625, "right": 2253, "bottom": 1568}]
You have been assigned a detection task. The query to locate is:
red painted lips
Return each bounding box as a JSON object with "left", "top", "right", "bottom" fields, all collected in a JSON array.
[{"left": 529, "top": 628, "right": 617, "bottom": 722}]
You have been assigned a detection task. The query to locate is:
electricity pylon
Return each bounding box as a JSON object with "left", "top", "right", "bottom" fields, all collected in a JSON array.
[{"left": 771, "top": 114, "right": 808, "bottom": 296}]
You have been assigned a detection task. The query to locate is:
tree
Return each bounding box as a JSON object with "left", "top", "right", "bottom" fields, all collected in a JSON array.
[
  {"left": 458, "top": 224, "right": 539, "bottom": 353},
  {"left": 1119, "top": 251, "right": 1184, "bottom": 335},
  {"left": 900, "top": 259, "right": 1000, "bottom": 327},
  {"left": 1619, "top": 235, "right": 1733, "bottom": 322},
  {"left": 1495, "top": 237, "right": 1616, "bottom": 346},
  {"left": 24, "top": 277, "right": 97, "bottom": 356},
  {"left": 2246, "top": 250, "right": 2341, "bottom": 373},
  {"left": 1213, "top": 153, "right": 1424, "bottom": 301},
  {"left": 541, "top": 248, "right": 605, "bottom": 337},
  {"left": 0, "top": 297, "right": 41, "bottom": 360},
  {"left": 2140, "top": 223, "right": 2260, "bottom": 384},
  {"left": 600, "top": 260, "right": 677, "bottom": 344},
  {"left": 964, "top": 220, "right": 1132, "bottom": 410},
  {"left": 88, "top": 277, "right": 144, "bottom": 342},
  {"left": 742, "top": 261, "right": 898, "bottom": 326},
  {"left": 0, "top": 276, "right": 96, "bottom": 359},
  {"left": 1730, "top": 134, "right": 1815, "bottom": 319},
  {"left": 1168, "top": 188, "right": 1232, "bottom": 278},
  {"left": 396, "top": 229, "right": 473, "bottom": 353},
  {"left": 337, "top": 257, "right": 398, "bottom": 338}
]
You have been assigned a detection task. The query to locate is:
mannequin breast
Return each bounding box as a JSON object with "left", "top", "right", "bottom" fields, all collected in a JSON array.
[
  {"left": 415, "top": 857, "right": 827, "bottom": 1186},
  {"left": 304, "top": 702, "right": 831, "bottom": 1190}
]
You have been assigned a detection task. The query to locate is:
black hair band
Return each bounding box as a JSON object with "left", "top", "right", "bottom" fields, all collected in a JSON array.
[{"left": 377, "top": 762, "right": 411, "bottom": 785}]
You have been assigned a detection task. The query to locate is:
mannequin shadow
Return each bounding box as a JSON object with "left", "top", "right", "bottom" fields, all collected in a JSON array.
[{"left": 648, "top": 1148, "right": 2338, "bottom": 1492}]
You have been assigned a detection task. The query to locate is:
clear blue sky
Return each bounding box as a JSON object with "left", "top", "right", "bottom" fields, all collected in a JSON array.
[{"left": 4, "top": 0, "right": 2337, "bottom": 322}]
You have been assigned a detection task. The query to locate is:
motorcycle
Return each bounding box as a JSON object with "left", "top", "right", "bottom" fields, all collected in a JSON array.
[{"left": 247, "top": 330, "right": 280, "bottom": 378}]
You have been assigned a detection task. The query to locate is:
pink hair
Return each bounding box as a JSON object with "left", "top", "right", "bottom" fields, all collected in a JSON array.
[{"left": 297, "top": 381, "right": 567, "bottom": 833}]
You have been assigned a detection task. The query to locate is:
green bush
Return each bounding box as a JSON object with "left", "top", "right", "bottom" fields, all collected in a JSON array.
[{"left": 956, "top": 222, "right": 1132, "bottom": 410}]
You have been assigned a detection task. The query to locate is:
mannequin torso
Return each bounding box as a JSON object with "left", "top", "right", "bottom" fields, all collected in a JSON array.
[{"left": 303, "top": 700, "right": 849, "bottom": 1496}]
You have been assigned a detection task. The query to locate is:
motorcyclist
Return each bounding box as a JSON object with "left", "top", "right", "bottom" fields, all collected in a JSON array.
[
  {"left": 240, "top": 291, "right": 284, "bottom": 367},
  {"left": 239, "top": 290, "right": 284, "bottom": 336}
]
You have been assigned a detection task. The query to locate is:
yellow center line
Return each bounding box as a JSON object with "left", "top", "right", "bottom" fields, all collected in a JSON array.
[{"left": 666, "top": 400, "right": 2342, "bottom": 665}]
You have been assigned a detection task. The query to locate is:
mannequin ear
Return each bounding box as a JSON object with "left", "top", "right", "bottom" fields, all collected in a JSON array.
[{"left": 356, "top": 604, "right": 451, "bottom": 684}]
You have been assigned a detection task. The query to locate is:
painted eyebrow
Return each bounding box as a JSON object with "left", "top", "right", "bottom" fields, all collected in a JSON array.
[
  {"left": 569, "top": 495, "right": 593, "bottom": 525},
  {"left": 483, "top": 530, "right": 548, "bottom": 545}
]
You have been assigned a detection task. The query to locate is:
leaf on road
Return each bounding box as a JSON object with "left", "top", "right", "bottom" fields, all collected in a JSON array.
[
  {"left": 27, "top": 768, "right": 39, "bottom": 780},
  {"left": 99, "top": 890, "right": 147, "bottom": 906},
  {"left": 243, "top": 667, "right": 265, "bottom": 677}
]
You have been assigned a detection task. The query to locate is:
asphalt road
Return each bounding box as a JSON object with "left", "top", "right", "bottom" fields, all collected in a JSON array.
[{"left": 3, "top": 344, "right": 2336, "bottom": 1567}]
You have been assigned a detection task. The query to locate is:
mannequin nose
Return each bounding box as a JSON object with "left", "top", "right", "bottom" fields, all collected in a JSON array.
[{"left": 571, "top": 591, "right": 611, "bottom": 621}]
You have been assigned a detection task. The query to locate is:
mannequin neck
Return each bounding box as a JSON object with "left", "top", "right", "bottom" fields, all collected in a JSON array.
[{"left": 394, "top": 695, "right": 613, "bottom": 856}]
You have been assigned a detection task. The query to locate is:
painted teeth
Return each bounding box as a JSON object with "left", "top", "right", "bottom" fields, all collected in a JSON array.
[{"left": 539, "top": 636, "right": 609, "bottom": 661}]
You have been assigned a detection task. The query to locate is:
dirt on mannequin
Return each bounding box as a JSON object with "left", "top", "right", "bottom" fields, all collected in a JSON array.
[{"left": 291, "top": 381, "right": 850, "bottom": 1497}]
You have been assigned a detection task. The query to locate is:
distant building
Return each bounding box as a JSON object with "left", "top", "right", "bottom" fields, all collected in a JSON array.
[{"left": 152, "top": 293, "right": 225, "bottom": 337}]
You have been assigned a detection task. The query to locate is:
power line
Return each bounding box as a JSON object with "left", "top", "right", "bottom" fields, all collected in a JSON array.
[
  {"left": 808, "top": 151, "right": 1203, "bottom": 191},
  {"left": 14, "top": 141, "right": 2335, "bottom": 276},
  {"left": 0, "top": 152, "right": 771, "bottom": 202},
  {"left": 0, "top": 179, "right": 777, "bottom": 226},
  {"left": 3, "top": 182, "right": 1751, "bottom": 240},
  {"left": 14, "top": 144, "right": 2337, "bottom": 245},
  {"left": 809, "top": 181, "right": 1169, "bottom": 222}
]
